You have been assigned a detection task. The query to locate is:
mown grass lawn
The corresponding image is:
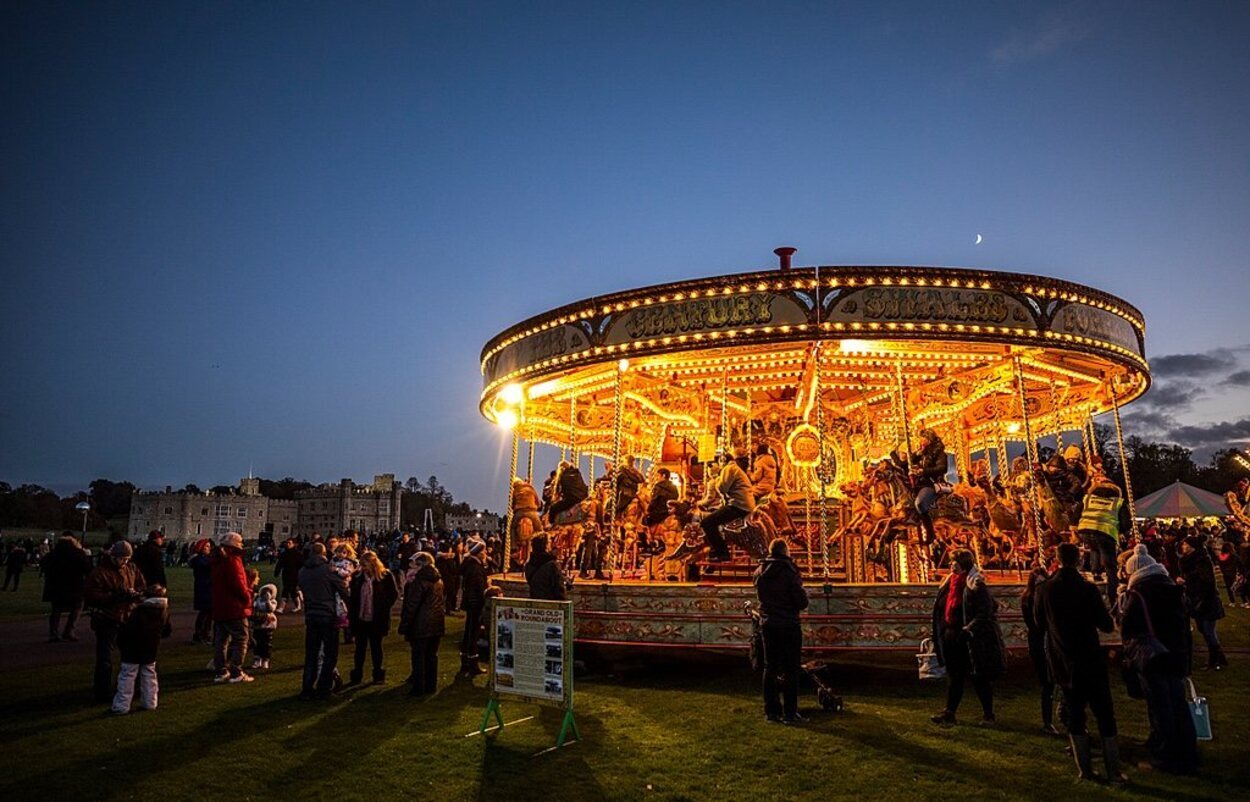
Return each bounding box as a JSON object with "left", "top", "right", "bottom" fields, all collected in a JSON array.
[{"left": 0, "top": 566, "right": 1246, "bottom": 801}]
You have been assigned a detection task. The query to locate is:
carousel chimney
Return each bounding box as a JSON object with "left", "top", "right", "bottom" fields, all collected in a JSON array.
[{"left": 774, "top": 246, "right": 797, "bottom": 271}]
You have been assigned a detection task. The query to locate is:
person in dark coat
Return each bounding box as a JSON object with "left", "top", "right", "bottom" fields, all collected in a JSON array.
[
  {"left": 753, "top": 538, "right": 809, "bottom": 723},
  {"left": 399, "top": 552, "right": 445, "bottom": 695},
  {"left": 1119, "top": 544, "right": 1198, "bottom": 774},
  {"left": 133, "top": 530, "right": 168, "bottom": 590},
  {"left": 1215, "top": 542, "right": 1243, "bottom": 605},
  {"left": 3, "top": 542, "right": 27, "bottom": 590},
  {"left": 1037, "top": 543, "right": 1123, "bottom": 783},
  {"left": 1020, "top": 565, "right": 1059, "bottom": 735},
  {"left": 83, "top": 541, "right": 147, "bottom": 703},
  {"left": 396, "top": 533, "right": 418, "bottom": 572},
  {"left": 1178, "top": 536, "right": 1227, "bottom": 670},
  {"left": 458, "top": 540, "right": 489, "bottom": 676},
  {"left": 645, "top": 469, "right": 680, "bottom": 527},
  {"left": 112, "top": 585, "right": 171, "bottom": 714},
  {"left": 525, "top": 534, "right": 567, "bottom": 601},
  {"left": 546, "top": 462, "right": 589, "bottom": 524},
  {"left": 930, "top": 550, "right": 1005, "bottom": 727},
  {"left": 188, "top": 539, "right": 213, "bottom": 644},
  {"left": 42, "top": 532, "right": 93, "bottom": 642},
  {"left": 347, "top": 551, "right": 400, "bottom": 685},
  {"left": 274, "top": 538, "right": 304, "bottom": 613},
  {"left": 436, "top": 540, "right": 461, "bottom": 613},
  {"left": 908, "top": 428, "right": 948, "bottom": 545},
  {"left": 298, "top": 542, "right": 350, "bottom": 699}
]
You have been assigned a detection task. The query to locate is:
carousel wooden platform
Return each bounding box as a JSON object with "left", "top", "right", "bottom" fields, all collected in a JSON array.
[{"left": 494, "top": 571, "right": 1032, "bottom": 653}]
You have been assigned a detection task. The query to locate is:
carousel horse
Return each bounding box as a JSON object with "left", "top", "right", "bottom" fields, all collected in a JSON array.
[
  {"left": 664, "top": 497, "right": 772, "bottom": 567},
  {"left": 548, "top": 496, "right": 601, "bottom": 574},
  {"left": 841, "top": 458, "right": 987, "bottom": 570}
]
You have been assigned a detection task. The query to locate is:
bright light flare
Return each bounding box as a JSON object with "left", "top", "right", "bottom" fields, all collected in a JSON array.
[
  {"left": 496, "top": 409, "right": 519, "bottom": 430},
  {"left": 500, "top": 383, "right": 524, "bottom": 406}
]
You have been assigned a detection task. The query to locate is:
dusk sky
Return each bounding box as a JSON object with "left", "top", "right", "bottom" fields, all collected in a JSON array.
[{"left": 3, "top": 2, "right": 1248, "bottom": 512}]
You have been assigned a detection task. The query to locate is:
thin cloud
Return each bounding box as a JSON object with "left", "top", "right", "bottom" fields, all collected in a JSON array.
[
  {"left": 1166, "top": 418, "right": 1250, "bottom": 449},
  {"left": 990, "top": 13, "right": 1091, "bottom": 65},
  {"left": 1136, "top": 381, "right": 1202, "bottom": 410},
  {"left": 1149, "top": 348, "right": 1238, "bottom": 379},
  {"left": 1124, "top": 409, "right": 1178, "bottom": 435},
  {"left": 1223, "top": 370, "right": 1250, "bottom": 387}
]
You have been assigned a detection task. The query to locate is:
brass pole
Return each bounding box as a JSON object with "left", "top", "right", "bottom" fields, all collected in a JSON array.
[
  {"left": 503, "top": 428, "right": 519, "bottom": 576},
  {"left": 1110, "top": 383, "right": 1140, "bottom": 539},
  {"left": 1013, "top": 356, "right": 1045, "bottom": 556}
]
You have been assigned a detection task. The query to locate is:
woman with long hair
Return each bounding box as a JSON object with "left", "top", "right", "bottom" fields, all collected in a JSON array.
[{"left": 347, "top": 550, "right": 400, "bottom": 684}]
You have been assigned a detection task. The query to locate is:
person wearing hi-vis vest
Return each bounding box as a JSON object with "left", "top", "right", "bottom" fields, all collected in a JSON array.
[{"left": 1077, "top": 481, "right": 1125, "bottom": 605}]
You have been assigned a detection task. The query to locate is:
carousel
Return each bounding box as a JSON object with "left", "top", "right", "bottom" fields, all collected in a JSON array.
[{"left": 479, "top": 249, "right": 1150, "bottom": 653}]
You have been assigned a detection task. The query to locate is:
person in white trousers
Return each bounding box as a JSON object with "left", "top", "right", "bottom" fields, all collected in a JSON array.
[{"left": 112, "top": 586, "right": 171, "bottom": 714}]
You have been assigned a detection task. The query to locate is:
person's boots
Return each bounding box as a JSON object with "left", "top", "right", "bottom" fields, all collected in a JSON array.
[
  {"left": 372, "top": 668, "right": 386, "bottom": 685},
  {"left": 457, "top": 653, "right": 471, "bottom": 677},
  {"left": 1041, "top": 698, "right": 1060, "bottom": 735},
  {"left": 1102, "top": 736, "right": 1128, "bottom": 785},
  {"left": 1211, "top": 647, "right": 1229, "bottom": 670},
  {"left": 1070, "top": 734, "right": 1096, "bottom": 781},
  {"left": 347, "top": 667, "right": 362, "bottom": 686}
]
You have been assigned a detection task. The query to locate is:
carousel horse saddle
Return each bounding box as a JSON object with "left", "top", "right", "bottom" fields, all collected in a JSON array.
[{"left": 553, "top": 502, "right": 591, "bottom": 526}]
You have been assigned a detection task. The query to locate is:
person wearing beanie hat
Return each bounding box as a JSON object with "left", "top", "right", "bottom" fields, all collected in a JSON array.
[
  {"left": 250, "top": 583, "right": 280, "bottom": 670},
  {"left": 1178, "top": 536, "right": 1228, "bottom": 670},
  {"left": 83, "top": 539, "right": 147, "bottom": 703},
  {"left": 1119, "top": 542, "right": 1198, "bottom": 774}
]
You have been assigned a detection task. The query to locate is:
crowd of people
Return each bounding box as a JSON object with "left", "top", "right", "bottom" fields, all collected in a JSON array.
[
  {"left": 15, "top": 524, "right": 534, "bottom": 714},
  {"left": 6, "top": 468, "right": 1244, "bottom": 783}
]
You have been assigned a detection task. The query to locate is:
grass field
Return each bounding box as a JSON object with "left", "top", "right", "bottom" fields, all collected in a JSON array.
[{"left": 0, "top": 566, "right": 1246, "bottom": 801}]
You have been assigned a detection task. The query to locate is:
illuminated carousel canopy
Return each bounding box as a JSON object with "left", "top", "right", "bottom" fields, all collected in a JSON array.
[{"left": 479, "top": 263, "right": 1149, "bottom": 474}]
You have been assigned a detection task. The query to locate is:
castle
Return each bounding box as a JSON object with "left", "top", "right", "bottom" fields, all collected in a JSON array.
[{"left": 128, "top": 474, "right": 403, "bottom": 542}]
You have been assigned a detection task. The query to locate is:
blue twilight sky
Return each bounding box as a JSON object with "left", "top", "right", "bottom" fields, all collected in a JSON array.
[{"left": 2, "top": 1, "right": 1248, "bottom": 511}]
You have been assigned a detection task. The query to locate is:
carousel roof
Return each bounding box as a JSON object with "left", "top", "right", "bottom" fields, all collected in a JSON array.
[
  {"left": 1134, "top": 481, "right": 1227, "bottom": 518},
  {"left": 477, "top": 259, "right": 1149, "bottom": 466}
]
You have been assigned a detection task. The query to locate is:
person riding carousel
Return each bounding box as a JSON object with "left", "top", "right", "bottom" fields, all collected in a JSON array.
[
  {"left": 905, "top": 428, "right": 949, "bottom": 546},
  {"left": 509, "top": 476, "right": 543, "bottom": 552},
  {"left": 1225, "top": 477, "right": 1250, "bottom": 533},
  {"left": 545, "top": 460, "right": 589, "bottom": 525},
  {"left": 700, "top": 447, "right": 755, "bottom": 562},
  {"left": 751, "top": 443, "right": 795, "bottom": 536}
]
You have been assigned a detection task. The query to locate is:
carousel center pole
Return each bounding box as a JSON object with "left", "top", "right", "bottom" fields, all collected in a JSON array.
[
  {"left": 1013, "top": 356, "right": 1045, "bottom": 557},
  {"left": 1109, "top": 382, "right": 1141, "bottom": 539},
  {"left": 815, "top": 344, "right": 830, "bottom": 579},
  {"left": 605, "top": 360, "right": 627, "bottom": 578}
]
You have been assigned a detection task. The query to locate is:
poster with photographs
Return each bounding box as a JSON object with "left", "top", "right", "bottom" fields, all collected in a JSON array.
[{"left": 489, "top": 598, "right": 573, "bottom": 708}]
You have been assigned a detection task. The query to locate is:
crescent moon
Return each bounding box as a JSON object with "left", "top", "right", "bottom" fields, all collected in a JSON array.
[{"left": 975, "top": 234, "right": 983, "bottom": 245}]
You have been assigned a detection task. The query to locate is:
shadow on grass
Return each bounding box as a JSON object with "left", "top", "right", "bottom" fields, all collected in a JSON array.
[{"left": 475, "top": 706, "right": 607, "bottom": 802}]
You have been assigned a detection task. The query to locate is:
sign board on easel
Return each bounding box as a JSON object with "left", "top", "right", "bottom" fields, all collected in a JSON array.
[{"left": 480, "top": 597, "right": 579, "bottom": 748}]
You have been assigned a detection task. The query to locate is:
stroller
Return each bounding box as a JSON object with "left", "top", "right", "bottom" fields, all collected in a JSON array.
[{"left": 745, "top": 603, "right": 843, "bottom": 713}]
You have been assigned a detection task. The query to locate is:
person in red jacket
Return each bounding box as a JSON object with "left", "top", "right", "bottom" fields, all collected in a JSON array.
[{"left": 211, "top": 532, "right": 254, "bottom": 683}]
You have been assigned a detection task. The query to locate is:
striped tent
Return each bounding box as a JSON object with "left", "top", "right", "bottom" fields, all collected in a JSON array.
[{"left": 1134, "top": 481, "right": 1228, "bottom": 518}]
